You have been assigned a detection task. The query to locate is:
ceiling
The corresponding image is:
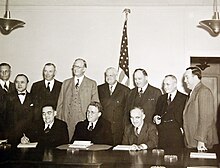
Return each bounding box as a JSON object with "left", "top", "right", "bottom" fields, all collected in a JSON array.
[{"left": 0, "top": 0, "right": 214, "bottom": 6}]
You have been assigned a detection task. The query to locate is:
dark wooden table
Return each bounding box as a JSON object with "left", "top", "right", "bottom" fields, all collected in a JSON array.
[{"left": 0, "top": 144, "right": 219, "bottom": 168}]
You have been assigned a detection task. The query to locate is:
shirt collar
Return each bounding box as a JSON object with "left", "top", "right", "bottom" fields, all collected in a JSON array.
[
  {"left": 44, "top": 121, "right": 54, "bottom": 130},
  {"left": 168, "top": 90, "right": 177, "bottom": 101},
  {"left": 45, "top": 79, "right": 55, "bottom": 86},
  {"left": 138, "top": 83, "right": 148, "bottom": 93},
  {"left": 0, "top": 79, "right": 9, "bottom": 88},
  {"left": 109, "top": 82, "right": 117, "bottom": 91},
  {"left": 74, "top": 75, "right": 84, "bottom": 85}
]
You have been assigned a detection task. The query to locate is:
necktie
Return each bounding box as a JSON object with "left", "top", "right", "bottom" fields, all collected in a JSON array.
[
  {"left": 4, "top": 82, "right": 8, "bottom": 92},
  {"left": 18, "top": 93, "right": 25, "bottom": 96},
  {"left": 47, "top": 82, "right": 50, "bottom": 92},
  {"left": 44, "top": 125, "right": 50, "bottom": 133},
  {"left": 134, "top": 127, "right": 139, "bottom": 136},
  {"left": 88, "top": 123, "right": 93, "bottom": 131},
  {"left": 109, "top": 85, "right": 113, "bottom": 95},
  {"left": 138, "top": 88, "right": 143, "bottom": 97},
  {"left": 167, "top": 94, "right": 172, "bottom": 105},
  {"left": 75, "top": 79, "right": 79, "bottom": 89}
]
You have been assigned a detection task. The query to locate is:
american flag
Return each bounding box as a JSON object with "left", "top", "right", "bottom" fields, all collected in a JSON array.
[{"left": 118, "top": 20, "right": 129, "bottom": 86}]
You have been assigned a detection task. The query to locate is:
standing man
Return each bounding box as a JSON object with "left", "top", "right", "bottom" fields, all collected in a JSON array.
[
  {"left": 5, "top": 74, "right": 33, "bottom": 145},
  {"left": 153, "top": 75, "right": 187, "bottom": 149},
  {"left": 183, "top": 67, "right": 218, "bottom": 151},
  {"left": 30, "top": 63, "right": 62, "bottom": 121},
  {"left": 125, "top": 68, "right": 162, "bottom": 125},
  {"left": 56, "top": 58, "right": 99, "bottom": 140},
  {"left": 0, "top": 63, "right": 15, "bottom": 138},
  {"left": 98, "top": 67, "right": 130, "bottom": 145}
]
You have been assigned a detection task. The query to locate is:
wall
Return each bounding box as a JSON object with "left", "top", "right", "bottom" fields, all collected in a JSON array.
[{"left": 0, "top": 5, "right": 220, "bottom": 92}]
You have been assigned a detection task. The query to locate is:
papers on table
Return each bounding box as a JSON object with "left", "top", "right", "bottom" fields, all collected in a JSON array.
[
  {"left": 0, "top": 139, "right": 7, "bottom": 144},
  {"left": 113, "top": 145, "right": 133, "bottom": 150},
  {"left": 69, "top": 141, "right": 93, "bottom": 149},
  {"left": 17, "top": 142, "right": 38, "bottom": 148},
  {"left": 190, "top": 152, "right": 217, "bottom": 159}
]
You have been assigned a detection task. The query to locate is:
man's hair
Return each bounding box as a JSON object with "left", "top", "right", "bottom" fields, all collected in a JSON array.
[
  {"left": 15, "top": 74, "right": 29, "bottom": 83},
  {"left": 44, "top": 63, "right": 56, "bottom": 69},
  {"left": 0, "top": 63, "right": 11, "bottom": 69},
  {"left": 133, "top": 68, "right": 148, "bottom": 76},
  {"left": 130, "top": 106, "right": 144, "bottom": 115},
  {"left": 41, "top": 104, "right": 55, "bottom": 111},
  {"left": 164, "top": 74, "right": 177, "bottom": 83},
  {"left": 88, "top": 101, "right": 103, "bottom": 113},
  {"left": 105, "top": 67, "right": 118, "bottom": 76},
  {"left": 75, "top": 58, "right": 87, "bottom": 68},
  {"left": 186, "top": 66, "right": 202, "bottom": 79}
]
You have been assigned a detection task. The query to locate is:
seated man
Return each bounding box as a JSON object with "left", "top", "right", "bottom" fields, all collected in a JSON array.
[
  {"left": 122, "top": 107, "right": 158, "bottom": 150},
  {"left": 70, "top": 101, "right": 113, "bottom": 145},
  {"left": 21, "top": 105, "right": 69, "bottom": 148}
]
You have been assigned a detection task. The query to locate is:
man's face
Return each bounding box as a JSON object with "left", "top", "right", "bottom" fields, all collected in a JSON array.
[
  {"left": 42, "top": 106, "right": 56, "bottom": 125},
  {"left": 43, "top": 65, "right": 56, "bottom": 81},
  {"left": 0, "top": 65, "right": 11, "bottom": 81},
  {"left": 86, "top": 105, "right": 101, "bottom": 123},
  {"left": 15, "top": 76, "right": 28, "bottom": 92},
  {"left": 184, "top": 69, "right": 195, "bottom": 90},
  {"left": 105, "top": 69, "right": 117, "bottom": 85},
  {"left": 72, "top": 60, "right": 86, "bottom": 77},
  {"left": 130, "top": 108, "right": 145, "bottom": 128},
  {"left": 163, "top": 77, "right": 177, "bottom": 94},
  {"left": 134, "top": 70, "right": 147, "bottom": 88}
]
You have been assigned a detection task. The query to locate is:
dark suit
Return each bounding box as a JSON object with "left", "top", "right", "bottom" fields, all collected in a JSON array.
[
  {"left": 125, "top": 84, "right": 162, "bottom": 125},
  {"left": 5, "top": 91, "right": 34, "bottom": 145},
  {"left": 70, "top": 117, "right": 113, "bottom": 145},
  {"left": 154, "top": 91, "right": 187, "bottom": 149},
  {"left": 30, "top": 79, "right": 62, "bottom": 120},
  {"left": 26, "top": 118, "right": 69, "bottom": 148},
  {"left": 0, "top": 82, "right": 15, "bottom": 138},
  {"left": 122, "top": 122, "right": 158, "bottom": 149},
  {"left": 98, "top": 82, "right": 130, "bottom": 145}
]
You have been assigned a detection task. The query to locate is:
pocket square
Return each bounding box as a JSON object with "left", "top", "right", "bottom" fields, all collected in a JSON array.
[{"left": 30, "top": 104, "right": 34, "bottom": 106}]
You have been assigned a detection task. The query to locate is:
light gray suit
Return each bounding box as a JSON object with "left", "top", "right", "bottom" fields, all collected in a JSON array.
[{"left": 56, "top": 76, "right": 99, "bottom": 140}]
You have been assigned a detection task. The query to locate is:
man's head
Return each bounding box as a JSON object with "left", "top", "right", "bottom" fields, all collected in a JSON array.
[
  {"left": 72, "top": 58, "right": 87, "bottom": 77},
  {"left": 15, "top": 74, "right": 29, "bottom": 92},
  {"left": 133, "top": 69, "right": 148, "bottom": 88},
  {"left": 105, "top": 67, "right": 118, "bottom": 85},
  {"left": 86, "top": 101, "right": 102, "bottom": 123},
  {"left": 43, "top": 63, "right": 56, "bottom": 81},
  {"left": 0, "top": 63, "right": 11, "bottom": 81},
  {"left": 184, "top": 67, "right": 202, "bottom": 90},
  {"left": 163, "top": 75, "right": 177, "bottom": 94},
  {"left": 130, "top": 107, "right": 145, "bottom": 128},
  {"left": 42, "top": 105, "right": 57, "bottom": 125}
]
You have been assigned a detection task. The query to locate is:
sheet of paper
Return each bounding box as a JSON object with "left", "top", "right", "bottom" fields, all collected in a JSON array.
[
  {"left": 17, "top": 142, "right": 38, "bottom": 148},
  {"left": 190, "top": 152, "right": 217, "bottom": 159},
  {"left": 112, "top": 145, "right": 133, "bottom": 150}
]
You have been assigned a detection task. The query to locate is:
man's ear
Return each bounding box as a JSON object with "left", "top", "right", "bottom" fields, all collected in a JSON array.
[
  {"left": 54, "top": 111, "right": 57, "bottom": 116},
  {"left": 143, "top": 114, "right": 146, "bottom": 120},
  {"left": 98, "top": 112, "right": 102, "bottom": 117}
]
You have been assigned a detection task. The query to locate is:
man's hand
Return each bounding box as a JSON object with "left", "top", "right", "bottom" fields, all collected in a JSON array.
[
  {"left": 153, "top": 115, "right": 161, "bottom": 125},
  {"left": 21, "top": 133, "right": 30, "bottom": 144},
  {"left": 197, "top": 141, "right": 207, "bottom": 152}
]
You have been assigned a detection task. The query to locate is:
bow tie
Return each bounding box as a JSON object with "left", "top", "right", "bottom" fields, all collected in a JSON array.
[{"left": 18, "top": 93, "right": 25, "bottom": 96}]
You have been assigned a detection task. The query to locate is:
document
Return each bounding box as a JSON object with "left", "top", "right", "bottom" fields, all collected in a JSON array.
[
  {"left": 69, "top": 141, "right": 93, "bottom": 149},
  {"left": 113, "top": 145, "right": 133, "bottom": 150},
  {"left": 190, "top": 152, "right": 217, "bottom": 159},
  {"left": 17, "top": 142, "right": 38, "bottom": 148}
]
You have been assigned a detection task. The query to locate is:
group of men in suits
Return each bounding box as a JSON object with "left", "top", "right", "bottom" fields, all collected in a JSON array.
[{"left": 0, "top": 60, "right": 218, "bottom": 151}]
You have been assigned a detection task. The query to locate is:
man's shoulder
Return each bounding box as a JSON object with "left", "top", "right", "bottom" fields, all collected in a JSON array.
[
  {"left": 148, "top": 84, "right": 161, "bottom": 92},
  {"left": 32, "top": 80, "right": 44, "bottom": 87},
  {"left": 54, "top": 118, "right": 67, "bottom": 127},
  {"left": 116, "top": 82, "right": 130, "bottom": 91},
  {"left": 83, "top": 76, "right": 97, "bottom": 84},
  {"left": 54, "top": 79, "right": 62, "bottom": 85},
  {"left": 98, "top": 83, "right": 107, "bottom": 89}
]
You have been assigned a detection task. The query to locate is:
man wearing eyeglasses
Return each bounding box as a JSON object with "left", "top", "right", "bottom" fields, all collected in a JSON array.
[
  {"left": 70, "top": 101, "right": 113, "bottom": 145},
  {"left": 21, "top": 105, "right": 69, "bottom": 148},
  {"left": 56, "top": 58, "right": 99, "bottom": 141}
]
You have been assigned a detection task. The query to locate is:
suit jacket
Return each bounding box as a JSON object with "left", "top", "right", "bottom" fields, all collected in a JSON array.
[
  {"left": 122, "top": 122, "right": 158, "bottom": 149},
  {"left": 70, "top": 117, "right": 113, "bottom": 145},
  {"left": 5, "top": 91, "right": 34, "bottom": 145},
  {"left": 0, "top": 82, "right": 15, "bottom": 138},
  {"left": 30, "top": 79, "right": 62, "bottom": 120},
  {"left": 98, "top": 82, "right": 130, "bottom": 145},
  {"left": 125, "top": 84, "right": 162, "bottom": 125},
  {"left": 56, "top": 76, "right": 99, "bottom": 121},
  {"left": 154, "top": 91, "right": 187, "bottom": 148},
  {"left": 26, "top": 118, "right": 69, "bottom": 148},
  {"left": 183, "top": 82, "right": 219, "bottom": 149}
]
